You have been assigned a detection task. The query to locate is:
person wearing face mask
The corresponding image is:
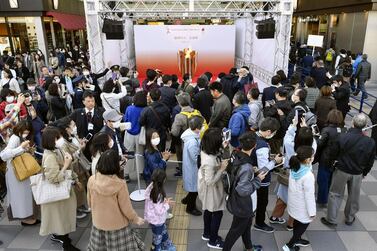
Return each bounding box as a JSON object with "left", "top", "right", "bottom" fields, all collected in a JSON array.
[
  {"left": 100, "top": 79, "right": 127, "bottom": 113},
  {"left": 282, "top": 146, "right": 316, "bottom": 251},
  {"left": 251, "top": 117, "right": 283, "bottom": 234},
  {"left": 39, "top": 128, "right": 80, "bottom": 251},
  {"left": 61, "top": 67, "right": 75, "bottom": 96},
  {"left": 0, "top": 120, "right": 40, "bottom": 226},
  {"left": 0, "top": 88, "right": 27, "bottom": 120},
  {"left": 223, "top": 132, "right": 266, "bottom": 251},
  {"left": 90, "top": 133, "right": 113, "bottom": 175},
  {"left": 143, "top": 129, "right": 170, "bottom": 185},
  {"left": 51, "top": 117, "right": 90, "bottom": 219},
  {"left": 284, "top": 88, "right": 309, "bottom": 131},
  {"left": 181, "top": 116, "right": 203, "bottom": 216},
  {"left": 100, "top": 109, "right": 127, "bottom": 158},
  {"left": 228, "top": 91, "right": 251, "bottom": 148},
  {"left": 72, "top": 76, "right": 86, "bottom": 109},
  {"left": 25, "top": 78, "right": 49, "bottom": 123},
  {"left": 0, "top": 68, "right": 21, "bottom": 93},
  {"left": 48, "top": 83, "right": 68, "bottom": 121},
  {"left": 23, "top": 91, "right": 45, "bottom": 154}
]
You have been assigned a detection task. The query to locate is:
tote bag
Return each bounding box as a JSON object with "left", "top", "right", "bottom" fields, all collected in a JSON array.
[
  {"left": 30, "top": 170, "right": 72, "bottom": 205},
  {"left": 138, "top": 126, "right": 146, "bottom": 145}
]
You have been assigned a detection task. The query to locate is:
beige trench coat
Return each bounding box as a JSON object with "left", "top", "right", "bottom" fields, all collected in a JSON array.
[
  {"left": 197, "top": 152, "right": 226, "bottom": 212},
  {"left": 39, "top": 149, "right": 77, "bottom": 236}
]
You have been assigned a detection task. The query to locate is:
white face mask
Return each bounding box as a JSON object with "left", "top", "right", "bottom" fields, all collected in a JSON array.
[
  {"left": 55, "top": 137, "right": 65, "bottom": 148},
  {"left": 54, "top": 78, "right": 60, "bottom": 84},
  {"left": 265, "top": 132, "right": 276, "bottom": 139},
  {"left": 108, "top": 139, "right": 114, "bottom": 149},
  {"left": 151, "top": 137, "right": 160, "bottom": 146},
  {"left": 22, "top": 133, "right": 29, "bottom": 139},
  {"left": 28, "top": 86, "right": 36, "bottom": 91},
  {"left": 112, "top": 121, "right": 121, "bottom": 128},
  {"left": 71, "top": 126, "right": 77, "bottom": 136},
  {"left": 25, "top": 97, "right": 32, "bottom": 103},
  {"left": 89, "top": 84, "right": 95, "bottom": 91},
  {"left": 83, "top": 71, "right": 90, "bottom": 76},
  {"left": 6, "top": 96, "right": 15, "bottom": 103}
]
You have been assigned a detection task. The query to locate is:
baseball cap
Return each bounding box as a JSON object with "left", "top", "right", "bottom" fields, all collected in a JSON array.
[{"left": 103, "top": 109, "right": 122, "bottom": 122}]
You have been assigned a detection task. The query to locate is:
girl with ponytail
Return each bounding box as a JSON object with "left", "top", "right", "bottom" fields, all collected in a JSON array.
[
  {"left": 282, "top": 146, "right": 316, "bottom": 251},
  {"left": 144, "top": 169, "right": 176, "bottom": 251}
]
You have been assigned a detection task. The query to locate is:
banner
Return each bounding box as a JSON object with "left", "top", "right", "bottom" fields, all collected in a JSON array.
[{"left": 134, "top": 25, "right": 235, "bottom": 80}]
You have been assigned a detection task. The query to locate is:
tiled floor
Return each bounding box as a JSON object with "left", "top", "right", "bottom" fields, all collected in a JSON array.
[{"left": 1, "top": 160, "right": 377, "bottom": 251}]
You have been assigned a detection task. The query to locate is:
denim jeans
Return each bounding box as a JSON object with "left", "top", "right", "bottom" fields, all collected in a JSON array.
[
  {"left": 150, "top": 223, "right": 176, "bottom": 251},
  {"left": 317, "top": 164, "right": 333, "bottom": 204}
]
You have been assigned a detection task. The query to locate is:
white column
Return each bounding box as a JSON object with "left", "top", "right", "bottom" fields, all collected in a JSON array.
[
  {"left": 70, "top": 30, "right": 75, "bottom": 45},
  {"left": 363, "top": 10, "right": 377, "bottom": 84},
  {"left": 50, "top": 18, "right": 56, "bottom": 48},
  {"left": 84, "top": 0, "right": 105, "bottom": 73},
  {"left": 33, "top": 16, "right": 48, "bottom": 59}
]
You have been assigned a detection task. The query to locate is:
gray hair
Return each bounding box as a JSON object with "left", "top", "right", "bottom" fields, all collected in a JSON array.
[
  {"left": 353, "top": 113, "right": 368, "bottom": 129},
  {"left": 176, "top": 92, "right": 191, "bottom": 107},
  {"left": 188, "top": 115, "right": 204, "bottom": 131},
  {"left": 362, "top": 54, "right": 368, "bottom": 60}
]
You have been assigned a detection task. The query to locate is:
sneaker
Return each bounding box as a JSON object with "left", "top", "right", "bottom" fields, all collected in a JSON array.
[
  {"left": 63, "top": 242, "right": 81, "bottom": 251},
  {"left": 124, "top": 175, "right": 131, "bottom": 183},
  {"left": 50, "top": 234, "right": 69, "bottom": 244},
  {"left": 269, "top": 216, "right": 286, "bottom": 224},
  {"left": 78, "top": 206, "right": 91, "bottom": 214},
  {"left": 167, "top": 213, "right": 174, "bottom": 220},
  {"left": 295, "top": 239, "right": 310, "bottom": 247},
  {"left": 254, "top": 223, "right": 275, "bottom": 233},
  {"left": 286, "top": 225, "right": 293, "bottom": 231},
  {"left": 282, "top": 244, "right": 299, "bottom": 251},
  {"left": 252, "top": 244, "right": 263, "bottom": 251},
  {"left": 320, "top": 217, "right": 337, "bottom": 227},
  {"left": 207, "top": 239, "right": 224, "bottom": 249},
  {"left": 76, "top": 211, "right": 87, "bottom": 219},
  {"left": 186, "top": 209, "right": 202, "bottom": 216},
  {"left": 201, "top": 235, "right": 210, "bottom": 241}
]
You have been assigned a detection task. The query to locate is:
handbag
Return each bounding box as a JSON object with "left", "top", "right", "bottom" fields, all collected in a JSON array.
[
  {"left": 139, "top": 126, "right": 146, "bottom": 145},
  {"left": 12, "top": 153, "right": 42, "bottom": 181},
  {"left": 30, "top": 170, "right": 72, "bottom": 205},
  {"left": 77, "top": 151, "right": 91, "bottom": 171}
]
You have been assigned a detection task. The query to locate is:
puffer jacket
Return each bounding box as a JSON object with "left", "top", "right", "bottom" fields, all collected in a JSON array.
[
  {"left": 228, "top": 104, "right": 251, "bottom": 148},
  {"left": 316, "top": 125, "right": 346, "bottom": 168}
]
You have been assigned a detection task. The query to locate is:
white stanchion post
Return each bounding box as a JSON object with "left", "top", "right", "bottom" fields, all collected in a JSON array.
[{"left": 130, "top": 154, "right": 146, "bottom": 201}]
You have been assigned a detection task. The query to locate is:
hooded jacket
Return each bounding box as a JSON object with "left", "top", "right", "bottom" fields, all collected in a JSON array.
[
  {"left": 226, "top": 151, "right": 261, "bottom": 217},
  {"left": 87, "top": 173, "right": 139, "bottom": 231},
  {"left": 181, "top": 128, "right": 200, "bottom": 192},
  {"left": 228, "top": 104, "right": 251, "bottom": 147}
]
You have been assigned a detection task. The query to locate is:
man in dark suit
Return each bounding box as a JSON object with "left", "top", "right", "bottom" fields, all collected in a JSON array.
[
  {"left": 70, "top": 91, "right": 105, "bottom": 159},
  {"left": 262, "top": 75, "right": 281, "bottom": 108},
  {"left": 192, "top": 76, "right": 213, "bottom": 123},
  {"left": 160, "top": 74, "right": 177, "bottom": 112}
]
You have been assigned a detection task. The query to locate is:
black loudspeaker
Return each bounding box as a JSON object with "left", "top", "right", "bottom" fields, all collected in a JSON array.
[
  {"left": 256, "top": 19, "right": 275, "bottom": 39},
  {"left": 102, "top": 18, "right": 124, "bottom": 40}
]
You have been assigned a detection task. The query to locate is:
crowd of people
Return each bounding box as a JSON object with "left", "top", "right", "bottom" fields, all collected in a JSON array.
[{"left": 0, "top": 44, "right": 375, "bottom": 251}]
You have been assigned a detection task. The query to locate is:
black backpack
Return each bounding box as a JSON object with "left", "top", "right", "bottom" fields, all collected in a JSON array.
[
  {"left": 222, "top": 152, "right": 242, "bottom": 195},
  {"left": 343, "top": 64, "right": 353, "bottom": 78}
]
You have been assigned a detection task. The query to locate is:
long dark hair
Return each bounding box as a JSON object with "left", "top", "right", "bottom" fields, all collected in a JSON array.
[
  {"left": 145, "top": 129, "right": 159, "bottom": 153},
  {"left": 150, "top": 169, "right": 166, "bottom": 203},
  {"left": 289, "top": 146, "right": 314, "bottom": 172}
]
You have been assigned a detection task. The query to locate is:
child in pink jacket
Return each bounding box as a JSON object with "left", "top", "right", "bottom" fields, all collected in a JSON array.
[{"left": 144, "top": 169, "right": 176, "bottom": 251}]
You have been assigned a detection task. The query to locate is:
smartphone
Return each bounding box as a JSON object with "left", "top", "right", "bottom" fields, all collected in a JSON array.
[
  {"left": 312, "top": 124, "right": 320, "bottom": 136},
  {"left": 85, "top": 133, "right": 93, "bottom": 141},
  {"left": 222, "top": 128, "right": 231, "bottom": 142},
  {"left": 295, "top": 109, "right": 299, "bottom": 122}
]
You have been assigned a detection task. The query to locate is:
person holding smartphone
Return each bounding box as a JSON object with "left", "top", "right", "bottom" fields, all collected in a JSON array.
[
  {"left": 252, "top": 118, "right": 283, "bottom": 233},
  {"left": 223, "top": 132, "right": 267, "bottom": 251}
]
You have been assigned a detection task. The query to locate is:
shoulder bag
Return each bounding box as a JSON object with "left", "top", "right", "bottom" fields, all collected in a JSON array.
[
  {"left": 30, "top": 170, "right": 72, "bottom": 205},
  {"left": 276, "top": 145, "right": 289, "bottom": 186},
  {"left": 12, "top": 152, "right": 42, "bottom": 181}
]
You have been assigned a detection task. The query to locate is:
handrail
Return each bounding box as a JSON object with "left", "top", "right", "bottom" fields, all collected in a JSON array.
[{"left": 348, "top": 88, "right": 376, "bottom": 115}]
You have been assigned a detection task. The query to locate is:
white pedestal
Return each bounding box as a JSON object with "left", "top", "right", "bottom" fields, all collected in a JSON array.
[{"left": 130, "top": 189, "right": 146, "bottom": 202}]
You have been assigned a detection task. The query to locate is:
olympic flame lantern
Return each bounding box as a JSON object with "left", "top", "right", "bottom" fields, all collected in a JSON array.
[{"left": 178, "top": 48, "right": 197, "bottom": 78}]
